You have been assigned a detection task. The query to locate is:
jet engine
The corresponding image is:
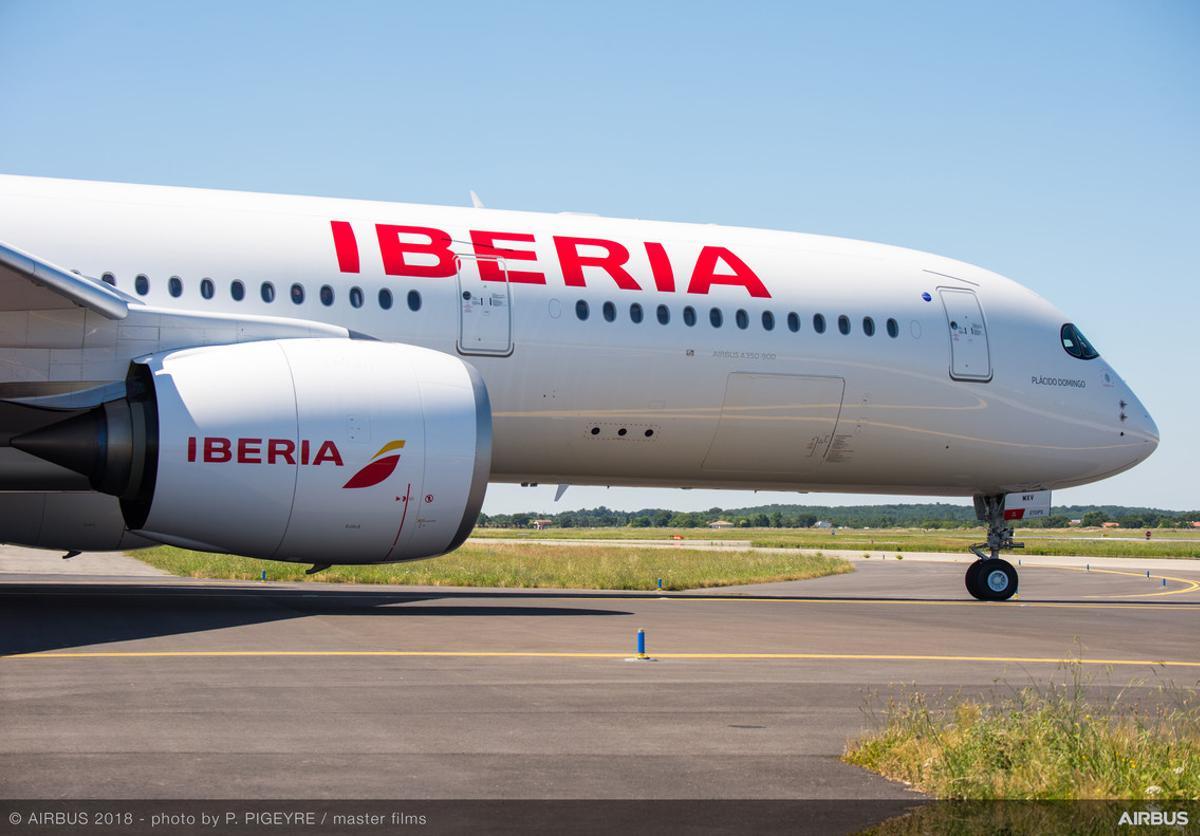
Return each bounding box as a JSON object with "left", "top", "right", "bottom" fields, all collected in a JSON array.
[{"left": 9, "top": 339, "right": 491, "bottom": 564}]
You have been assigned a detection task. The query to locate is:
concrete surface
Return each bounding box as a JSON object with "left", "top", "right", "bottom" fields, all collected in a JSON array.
[
  {"left": 0, "top": 545, "right": 169, "bottom": 577},
  {"left": 1, "top": 551, "right": 1198, "bottom": 800}
]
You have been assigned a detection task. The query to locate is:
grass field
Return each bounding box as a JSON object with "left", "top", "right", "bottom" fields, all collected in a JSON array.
[
  {"left": 134, "top": 542, "right": 852, "bottom": 590},
  {"left": 471, "top": 527, "right": 1200, "bottom": 558},
  {"left": 845, "top": 665, "right": 1200, "bottom": 800}
]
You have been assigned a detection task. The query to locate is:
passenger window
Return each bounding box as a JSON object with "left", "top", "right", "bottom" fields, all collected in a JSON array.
[
  {"left": 735, "top": 309, "right": 749, "bottom": 329},
  {"left": 261, "top": 282, "right": 275, "bottom": 303},
  {"left": 1060, "top": 323, "right": 1099, "bottom": 359},
  {"left": 231, "top": 280, "right": 245, "bottom": 301},
  {"left": 576, "top": 299, "right": 590, "bottom": 320},
  {"left": 709, "top": 307, "right": 723, "bottom": 328},
  {"left": 290, "top": 283, "right": 305, "bottom": 304},
  {"left": 134, "top": 274, "right": 150, "bottom": 295},
  {"left": 320, "top": 285, "right": 334, "bottom": 306},
  {"left": 630, "top": 302, "right": 644, "bottom": 323},
  {"left": 407, "top": 290, "right": 422, "bottom": 312},
  {"left": 200, "top": 278, "right": 214, "bottom": 299},
  {"left": 838, "top": 315, "right": 850, "bottom": 335},
  {"left": 168, "top": 276, "right": 183, "bottom": 298},
  {"left": 886, "top": 317, "right": 899, "bottom": 338},
  {"left": 656, "top": 304, "right": 670, "bottom": 325},
  {"left": 379, "top": 288, "right": 393, "bottom": 310},
  {"left": 603, "top": 301, "right": 616, "bottom": 322},
  {"left": 349, "top": 287, "right": 364, "bottom": 308},
  {"left": 101, "top": 272, "right": 116, "bottom": 286},
  {"left": 762, "top": 311, "right": 775, "bottom": 331},
  {"left": 863, "top": 316, "right": 875, "bottom": 336},
  {"left": 683, "top": 306, "right": 697, "bottom": 327},
  {"left": 787, "top": 312, "right": 800, "bottom": 333},
  {"left": 813, "top": 314, "right": 826, "bottom": 334}
]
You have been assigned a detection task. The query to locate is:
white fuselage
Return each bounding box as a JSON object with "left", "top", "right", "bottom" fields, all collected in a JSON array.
[{"left": 0, "top": 175, "right": 1158, "bottom": 497}]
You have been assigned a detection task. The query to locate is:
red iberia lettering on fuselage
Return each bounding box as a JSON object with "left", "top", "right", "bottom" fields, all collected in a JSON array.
[
  {"left": 186, "top": 437, "right": 344, "bottom": 466},
  {"left": 328, "top": 221, "right": 770, "bottom": 298}
]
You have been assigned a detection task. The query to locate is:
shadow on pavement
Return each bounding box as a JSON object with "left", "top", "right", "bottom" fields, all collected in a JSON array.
[{"left": 0, "top": 582, "right": 631, "bottom": 655}]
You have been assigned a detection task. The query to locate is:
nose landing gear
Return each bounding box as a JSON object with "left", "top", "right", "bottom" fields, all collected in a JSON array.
[{"left": 966, "top": 494, "right": 1023, "bottom": 601}]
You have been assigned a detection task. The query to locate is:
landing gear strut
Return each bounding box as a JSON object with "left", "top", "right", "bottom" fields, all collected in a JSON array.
[{"left": 965, "top": 495, "right": 1022, "bottom": 601}]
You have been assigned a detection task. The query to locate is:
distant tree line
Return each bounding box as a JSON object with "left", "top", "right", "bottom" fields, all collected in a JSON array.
[{"left": 477, "top": 503, "right": 1199, "bottom": 530}]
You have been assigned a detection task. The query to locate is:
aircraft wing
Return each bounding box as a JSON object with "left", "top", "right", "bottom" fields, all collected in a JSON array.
[
  {"left": 0, "top": 239, "right": 130, "bottom": 319},
  {"left": 0, "top": 239, "right": 353, "bottom": 396}
]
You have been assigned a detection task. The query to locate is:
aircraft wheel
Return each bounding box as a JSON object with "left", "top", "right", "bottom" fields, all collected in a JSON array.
[
  {"left": 967, "top": 558, "right": 1018, "bottom": 601},
  {"left": 965, "top": 560, "right": 984, "bottom": 598}
]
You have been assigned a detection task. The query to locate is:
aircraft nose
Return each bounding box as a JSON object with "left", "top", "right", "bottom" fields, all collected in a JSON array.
[{"left": 1122, "top": 389, "right": 1159, "bottom": 456}]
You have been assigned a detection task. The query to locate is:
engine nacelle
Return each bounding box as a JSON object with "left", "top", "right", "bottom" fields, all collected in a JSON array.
[
  {"left": 13, "top": 339, "right": 491, "bottom": 564},
  {"left": 0, "top": 492, "right": 155, "bottom": 552}
]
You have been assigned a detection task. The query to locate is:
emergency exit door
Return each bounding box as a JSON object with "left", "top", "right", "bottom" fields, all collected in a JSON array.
[
  {"left": 938, "top": 287, "right": 991, "bottom": 382},
  {"left": 456, "top": 255, "right": 512, "bottom": 356}
]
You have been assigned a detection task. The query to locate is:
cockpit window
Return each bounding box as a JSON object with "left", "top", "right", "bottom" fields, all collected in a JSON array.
[{"left": 1060, "top": 323, "right": 1099, "bottom": 360}]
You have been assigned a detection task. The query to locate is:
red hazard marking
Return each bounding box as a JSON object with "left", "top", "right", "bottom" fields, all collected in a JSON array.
[{"left": 384, "top": 482, "right": 414, "bottom": 561}]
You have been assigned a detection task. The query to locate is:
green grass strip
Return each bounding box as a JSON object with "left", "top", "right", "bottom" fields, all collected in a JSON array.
[
  {"left": 845, "top": 664, "right": 1200, "bottom": 800},
  {"left": 134, "top": 542, "right": 852, "bottom": 590}
]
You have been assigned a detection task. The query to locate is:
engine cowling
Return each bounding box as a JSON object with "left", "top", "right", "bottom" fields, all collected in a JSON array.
[
  {"left": 0, "top": 492, "right": 155, "bottom": 552},
  {"left": 13, "top": 339, "right": 491, "bottom": 564}
]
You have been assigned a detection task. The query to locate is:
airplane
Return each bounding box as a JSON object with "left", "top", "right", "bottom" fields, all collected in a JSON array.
[{"left": 0, "top": 174, "right": 1158, "bottom": 600}]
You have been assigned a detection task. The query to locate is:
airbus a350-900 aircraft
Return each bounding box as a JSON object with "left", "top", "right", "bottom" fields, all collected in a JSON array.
[{"left": 0, "top": 175, "right": 1158, "bottom": 600}]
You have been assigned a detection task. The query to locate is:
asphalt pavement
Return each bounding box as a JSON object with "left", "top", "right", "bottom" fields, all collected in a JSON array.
[{"left": 2, "top": 548, "right": 1197, "bottom": 801}]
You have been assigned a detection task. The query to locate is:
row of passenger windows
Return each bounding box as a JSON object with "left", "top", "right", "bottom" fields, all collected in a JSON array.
[
  {"left": 102, "top": 273, "right": 422, "bottom": 312},
  {"left": 99, "top": 271, "right": 900, "bottom": 339},
  {"left": 578, "top": 300, "right": 900, "bottom": 338}
]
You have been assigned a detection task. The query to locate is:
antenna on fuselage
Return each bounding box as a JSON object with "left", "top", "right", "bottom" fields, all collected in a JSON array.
[{"left": 469, "top": 190, "right": 485, "bottom": 209}]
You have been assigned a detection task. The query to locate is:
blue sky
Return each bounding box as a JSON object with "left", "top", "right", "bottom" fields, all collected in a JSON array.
[{"left": 1, "top": 1, "right": 1196, "bottom": 513}]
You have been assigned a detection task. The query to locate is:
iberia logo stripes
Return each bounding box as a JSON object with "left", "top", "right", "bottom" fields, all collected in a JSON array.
[{"left": 342, "top": 440, "right": 405, "bottom": 489}]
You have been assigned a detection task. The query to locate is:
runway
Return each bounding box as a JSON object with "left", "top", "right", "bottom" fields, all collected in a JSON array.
[{"left": 2, "top": 555, "right": 1198, "bottom": 800}]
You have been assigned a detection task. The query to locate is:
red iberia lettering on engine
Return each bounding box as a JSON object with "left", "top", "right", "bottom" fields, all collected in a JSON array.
[
  {"left": 203, "top": 437, "right": 232, "bottom": 463},
  {"left": 312, "top": 440, "right": 343, "bottom": 466},
  {"left": 469, "top": 230, "right": 546, "bottom": 284},
  {"left": 236, "top": 438, "right": 262, "bottom": 464},
  {"left": 267, "top": 438, "right": 296, "bottom": 465},
  {"left": 687, "top": 246, "right": 770, "bottom": 298},
  {"left": 330, "top": 221, "right": 360, "bottom": 273},
  {"left": 554, "top": 236, "right": 641, "bottom": 290},
  {"left": 376, "top": 224, "right": 456, "bottom": 278},
  {"left": 188, "top": 437, "right": 341, "bottom": 466}
]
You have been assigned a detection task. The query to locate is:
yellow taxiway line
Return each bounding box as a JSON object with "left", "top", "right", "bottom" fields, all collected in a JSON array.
[
  {"left": 1072, "top": 565, "right": 1200, "bottom": 598},
  {"left": 6, "top": 588, "right": 1195, "bottom": 611},
  {"left": 3, "top": 649, "right": 1199, "bottom": 667}
]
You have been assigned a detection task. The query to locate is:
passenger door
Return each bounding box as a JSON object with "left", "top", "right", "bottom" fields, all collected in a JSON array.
[
  {"left": 938, "top": 287, "right": 991, "bottom": 382},
  {"left": 456, "top": 255, "right": 513, "bottom": 356}
]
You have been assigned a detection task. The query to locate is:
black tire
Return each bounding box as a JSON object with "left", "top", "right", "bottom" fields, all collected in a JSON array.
[
  {"left": 975, "top": 559, "right": 1018, "bottom": 601},
  {"left": 965, "top": 560, "right": 985, "bottom": 599}
]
